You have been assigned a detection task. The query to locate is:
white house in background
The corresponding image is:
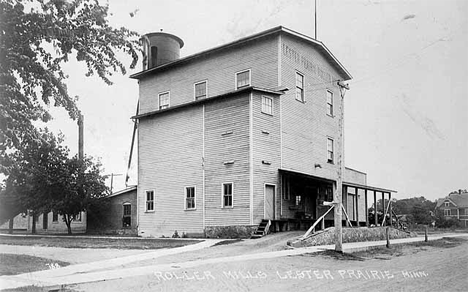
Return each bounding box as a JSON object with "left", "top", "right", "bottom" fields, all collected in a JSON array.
[{"left": 26, "top": 211, "right": 86, "bottom": 234}]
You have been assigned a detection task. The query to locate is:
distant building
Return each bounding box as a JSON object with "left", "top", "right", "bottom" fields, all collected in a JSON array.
[
  {"left": 23, "top": 211, "right": 86, "bottom": 234},
  {"left": 0, "top": 213, "right": 28, "bottom": 231},
  {"left": 435, "top": 190, "right": 468, "bottom": 227},
  {"left": 130, "top": 26, "right": 395, "bottom": 237},
  {"left": 88, "top": 186, "right": 138, "bottom": 235}
]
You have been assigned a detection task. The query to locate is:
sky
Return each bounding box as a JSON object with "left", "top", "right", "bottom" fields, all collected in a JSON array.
[{"left": 46, "top": 0, "right": 468, "bottom": 201}]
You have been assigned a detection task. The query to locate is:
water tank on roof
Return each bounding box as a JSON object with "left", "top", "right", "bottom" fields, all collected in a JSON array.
[{"left": 141, "top": 31, "right": 184, "bottom": 70}]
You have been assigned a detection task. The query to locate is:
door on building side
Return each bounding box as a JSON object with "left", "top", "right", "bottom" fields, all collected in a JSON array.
[{"left": 265, "top": 185, "right": 276, "bottom": 220}]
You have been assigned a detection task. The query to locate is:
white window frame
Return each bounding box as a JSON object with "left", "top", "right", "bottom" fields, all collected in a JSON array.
[
  {"left": 261, "top": 96, "right": 273, "bottom": 115},
  {"left": 123, "top": 203, "right": 132, "bottom": 216},
  {"left": 465, "top": 208, "right": 468, "bottom": 215},
  {"left": 185, "top": 186, "right": 196, "bottom": 210},
  {"left": 146, "top": 190, "right": 155, "bottom": 212},
  {"left": 221, "top": 183, "right": 234, "bottom": 208},
  {"left": 295, "top": 72, "right": 304, "bottom": 102},
  {"left": 444, "top": 209, "right": 450, "bottom": 216},
  {"left": 444, "top": 202, "right": 449, "bottom": 207},
  {"left": 194, "top": 80, "right": 207, "bottom": 100},
  {"left": 235, "top": 69, "right": 251, "bottom": 89},
  {"left": 158, "top": 91, "right": 170, "bottom": 110},
  {"left": 327, "top": 137, "right": 334, "bottom": 164},
  {"left": 326, "top": 89, "right": 334, "bottom": 116}
]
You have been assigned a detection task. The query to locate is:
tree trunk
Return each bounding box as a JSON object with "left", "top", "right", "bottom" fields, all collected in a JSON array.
[
  {"left": 65, "top": 215, "right": 72, "bottom": 235},
  {"left": 8, "top": 216, "right": 14, "bottom": 234},
  {"left": 31, "top": 212, "right": 36, "bottom": 234}
]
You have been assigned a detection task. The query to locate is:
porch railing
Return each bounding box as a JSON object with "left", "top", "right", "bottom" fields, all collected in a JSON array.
[
  {"left": 302, "top": 203, "right": 356, "bottom": 239},
  {"left": 302, "top": 205, "right": 335, "bottom": 239}
]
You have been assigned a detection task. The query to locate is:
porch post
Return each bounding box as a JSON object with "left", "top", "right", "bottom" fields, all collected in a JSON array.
[
  {"left": 355, "top": 187, "right": 359, "bottom": 227},
  {"left": 381, "top": 192, "right": 385, "bottom": 225},
  {"left": 364, "top": 189, "right": 368, "bottom": 227},
  {"left": 389, "top": 192, "right": 392, "bottom": 227},
  {"left": 374, "top": 190, "right": 378, "bottom": 226},
  {"left": 343, "top": 185, "right": 348, "bottom": 227}
]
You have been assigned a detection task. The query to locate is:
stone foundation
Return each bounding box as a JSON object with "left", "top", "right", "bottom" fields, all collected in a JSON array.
[{"left": 204, "top": 225, "right": 258, "bottom": 239}]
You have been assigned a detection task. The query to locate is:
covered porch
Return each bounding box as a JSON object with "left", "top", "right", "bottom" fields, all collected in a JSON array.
[{"left": 270, "top": 169, "right": 396, "bottom": 232}]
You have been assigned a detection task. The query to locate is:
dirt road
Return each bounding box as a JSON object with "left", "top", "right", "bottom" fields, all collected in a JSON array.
[{"left": 73, "top": 236, "right": 468, "bottom": 292}]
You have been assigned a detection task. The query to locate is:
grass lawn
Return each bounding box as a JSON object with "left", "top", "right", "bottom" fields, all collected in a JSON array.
[
  {"left": 0, "top": 235, "right": 202, "bottom": 250},
  {"left": 0, "top": 253, "right": 70, "bottom": 276},
  {"left": 303, "top": 236, "right": 467, "bottom": 261}
]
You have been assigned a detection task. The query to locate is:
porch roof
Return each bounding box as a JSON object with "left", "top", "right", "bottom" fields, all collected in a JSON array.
[
  {"left": 279, "top": 168, "right": 334, "bottom": 184},
  {"left": 279, "top": 168, "right": 396, "bottom": 193},
  {"left": 343, "top": 181, "right": 397, "bottom": 194}
]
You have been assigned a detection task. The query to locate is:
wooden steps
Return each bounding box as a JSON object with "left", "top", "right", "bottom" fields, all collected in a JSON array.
[{"left": 251, "top": 219, "right": 271, "bottom": 239}]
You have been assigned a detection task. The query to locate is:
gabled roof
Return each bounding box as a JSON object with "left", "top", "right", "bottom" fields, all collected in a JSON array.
[
  {"left": 436, "top": 192, "right": 468, "bottom": 208},
  {"left": 130, "top": 26, "right": 352, "bottom": 81}
]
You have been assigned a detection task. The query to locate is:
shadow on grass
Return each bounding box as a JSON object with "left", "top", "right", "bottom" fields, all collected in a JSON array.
[{"left": 212, "top": 239, "right": 243, "bottom": 247}]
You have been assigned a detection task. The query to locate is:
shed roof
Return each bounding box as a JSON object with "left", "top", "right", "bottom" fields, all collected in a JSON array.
[
  {"left": 108, "top": 185, "right": 137, "bottom": 198},
  {"left": 130, "top": 26, "right": 352, "bottom": 81},
  {"left": 132, "top": 86, "right": 287, "bottom": 120}
]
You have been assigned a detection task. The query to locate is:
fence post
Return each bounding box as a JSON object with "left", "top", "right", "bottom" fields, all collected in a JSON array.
[{"left": 386, "top": 226, "right": 390, "bottom": 248}]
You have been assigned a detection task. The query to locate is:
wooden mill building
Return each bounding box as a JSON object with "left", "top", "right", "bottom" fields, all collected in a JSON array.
[{"left": 130, "top": 26, "right": 395, "bottom": 237}]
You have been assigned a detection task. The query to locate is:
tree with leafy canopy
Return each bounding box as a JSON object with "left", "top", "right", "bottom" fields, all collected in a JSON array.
[
  {"left": 50, "top": 154, "right": 108, "bottom": 234},
  {"left": 1, "top": 129, "right": 68, "bottom": 233},
  {"left": 2, "top": 128, "right": 108, "bottom": 234},
  {"left": 0, "top": 0, "right": 140, "bottom": 174}
]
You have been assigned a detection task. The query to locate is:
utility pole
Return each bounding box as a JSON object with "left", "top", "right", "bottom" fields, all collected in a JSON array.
[
  {"left": 335, "top": 81, "right": 350, "bottom": 253},
  {"left": 109, "top": 173, "right": 123, "bottom": 195},
  {"left": 78, "top": 114, "right": 84, "bottom": 161},
  {"left": 315, "top": 0, "right": 318, "bottom": 39}
]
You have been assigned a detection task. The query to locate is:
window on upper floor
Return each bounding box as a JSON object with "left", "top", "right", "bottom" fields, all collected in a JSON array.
[
  {"left": 146, "top": 190, "right": 154, "bottom": 211},
  {"left": 194, "top": 81, "right": 207, "bottom": 100},
  {"left": 327, "top": 138, "right": 334, "bottom": 164},
  {"left": 444, "top": 209, "right": 451, "bottom": 216},
  {"left": 236, "top": 70, "right": 251, "bottom": 89},
  {"left": 327, "top": 90, "right": 334, "bottom": 116},
  {"left": 444, "top": 202, "right": 450, "bottom": 207},
  {"left": 465, "top": 208, "right": 468, "bottom": 215},
  {"left": 261, "top": 96, "right": 273, "bottom": 115},
  {"left": 295, "top": 72, "right": 304, "bottom": 102},
  {"left": 222, "top": 183, "right": 233, "bottom": 208},
  {"left": 185, "top": 187, "right": 196, "bottom": 210},
  {"left": 158, "top": 92, "right": 170, "bottom": 110}
]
